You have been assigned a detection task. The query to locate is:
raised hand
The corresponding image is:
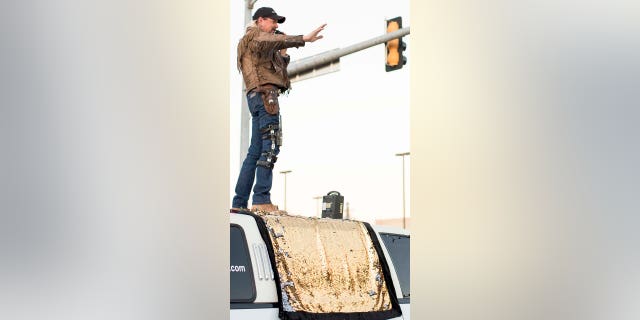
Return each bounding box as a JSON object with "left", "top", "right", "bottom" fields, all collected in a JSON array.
[{"left": 303, "top": 23, "right": 327, "bottom": 42}]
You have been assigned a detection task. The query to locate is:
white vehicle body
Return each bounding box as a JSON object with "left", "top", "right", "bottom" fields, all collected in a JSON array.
[{"left": 230, "top": 213, "right": 410, "bottom": 319}]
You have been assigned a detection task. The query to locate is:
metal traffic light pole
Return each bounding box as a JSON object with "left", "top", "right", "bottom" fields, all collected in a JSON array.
[
  {"left": 287, "top": 27, "right": 410, "bottom": 78},
  {"left": 239, "top": 0, "right": 258, "bottom": 167}
]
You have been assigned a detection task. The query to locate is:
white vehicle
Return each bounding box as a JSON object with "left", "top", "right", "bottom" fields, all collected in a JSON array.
[{"left": 230, "top": 213, "right": 410, "bottom": 319}]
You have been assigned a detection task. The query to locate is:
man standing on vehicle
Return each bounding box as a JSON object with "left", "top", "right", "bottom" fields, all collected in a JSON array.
[{"left": 232, "top": 7, "right": 326, "bottom": 212}]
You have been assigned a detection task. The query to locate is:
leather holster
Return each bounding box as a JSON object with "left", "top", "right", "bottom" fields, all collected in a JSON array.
[{"left": 257, "top": 85, "right": 280, "bottom": 115}]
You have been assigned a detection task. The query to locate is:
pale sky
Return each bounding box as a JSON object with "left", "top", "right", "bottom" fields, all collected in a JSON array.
[{"left": 229, "top": 0, "right": 410, "bottom": 224}]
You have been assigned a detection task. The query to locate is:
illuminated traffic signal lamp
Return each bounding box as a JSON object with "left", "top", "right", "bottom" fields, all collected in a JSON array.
[{"left": 385, "top": 17, "right": 407, "bottom": 72}]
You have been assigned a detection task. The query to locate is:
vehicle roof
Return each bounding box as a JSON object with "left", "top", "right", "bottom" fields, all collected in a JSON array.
[{"left": 230, "top": 212, "right": 409, "bottom": 236}]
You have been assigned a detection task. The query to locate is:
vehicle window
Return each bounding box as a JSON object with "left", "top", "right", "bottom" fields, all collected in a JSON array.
[
  {"left": 380, "top": 233, "right": 410, "bottom": 298},
  {"left": 230, "top": 224, "right": 256, "bottom": 302}
]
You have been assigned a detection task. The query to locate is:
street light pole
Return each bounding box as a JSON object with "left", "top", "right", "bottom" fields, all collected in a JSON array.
[
  {"left": 280, "top": 170, "right": 292, "bottom": 211},
  {"left": 395, "top": 152, "right": 410, "bottom": 229}
]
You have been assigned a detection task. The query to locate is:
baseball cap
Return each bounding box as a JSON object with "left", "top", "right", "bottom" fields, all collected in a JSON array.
[{"left": 252, "top": 7, "right": 286, "bottom": 23}]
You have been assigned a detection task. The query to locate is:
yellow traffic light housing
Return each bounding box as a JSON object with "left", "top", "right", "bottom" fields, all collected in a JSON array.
[{"left": 385, "top": 17, "right": 407, "bottom": 72}]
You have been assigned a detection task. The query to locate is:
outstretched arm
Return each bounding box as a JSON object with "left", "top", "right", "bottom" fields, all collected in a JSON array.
[
  {"left": 250, "top": 23, "right": 327, "bottom": 52},
  {"left": 252, "top": 31, "right": 305, "bottom": 52}
]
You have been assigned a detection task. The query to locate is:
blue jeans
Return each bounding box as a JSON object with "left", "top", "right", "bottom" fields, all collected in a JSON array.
[{"left": 232, "top": 91, "right": 280, "bottom": 208}]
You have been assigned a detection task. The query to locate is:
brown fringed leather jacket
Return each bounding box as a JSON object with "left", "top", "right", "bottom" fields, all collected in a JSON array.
[{"left": 237, "top": 24, "right": 305, "bottom": 93}]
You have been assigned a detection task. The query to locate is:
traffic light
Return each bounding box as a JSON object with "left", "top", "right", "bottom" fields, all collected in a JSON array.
[{"left": 385, "top": 17, "right": 407, "bottom": 72}]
